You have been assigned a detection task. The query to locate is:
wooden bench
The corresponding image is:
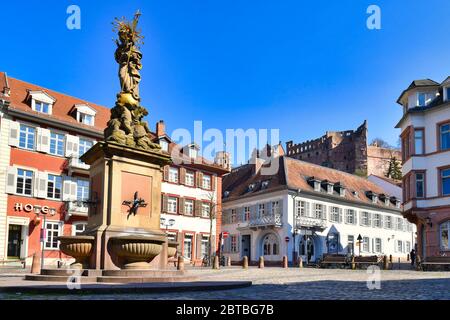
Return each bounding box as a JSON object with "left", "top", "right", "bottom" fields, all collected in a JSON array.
[
  {"left": 319, "top": 254, "right": 348, "bottom": 268},
  {"left": 420, "top": 256, "right": 450, "bottom": 271},
  {"left": 352, "top": 255, "right": 381, "bottom": 269}
]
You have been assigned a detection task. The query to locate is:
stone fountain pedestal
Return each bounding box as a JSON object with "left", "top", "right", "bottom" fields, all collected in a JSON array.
[{"left": 26, "top": 142, "right": 196, "bottom": 283}]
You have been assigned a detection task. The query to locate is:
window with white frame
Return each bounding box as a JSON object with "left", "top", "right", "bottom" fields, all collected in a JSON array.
[
  {"left": 258, "top": 204, "right": 265, "bottom": 218},
  {"left": 168, "top": 197, "right": 178, "bottom": 213},
  {"left": 184, "top": 199, "right": 194, "bottom": 216},
  {"left": 16, "top": 169, "right": 33, "bottom": 196},
  {"left": 345, "top": 209, "right": 356, "bottom": 224},
  {"left": 35, "top": 101, "right": 50, "bottom": 114},
  {"left": 314, "top": 203, "right": 324, "bottom": 219},
  {"left": 362, "top": 237, "right": 370, "bottom": 252},
  {"left": 374, "top": 238, "right": 382, "bottom": 253},
  {"left": 244, "top": 206, "right": 250, "bottom": 221},
  {"left": 396, "top": 240, "right": 404, "bottom": 253},
  {"left": 19, "top": 124, "right": 35, "bottom": 150},
  {"left": 230, "top": 235, "right": 238, "bottom": 253},
  {"left": 406, "top": 241, "right": 411, "bottom": 253},
  {"left": 78, "top": 138, "right": 94, "bottom": 159},
  {"left": 440, "top": 221, "right": 449, "bottom": 250},
  {"left": 201, "top": 203, "right": 210, "bottom": 218},
  {"left": 330, "top": 207, "right": 340, "bottom": 223},
  {"left": 168, "top": 167, "right": 179, "bottom": 183},
  {"left": 201, "top": 235, "right": 209, "bottom": 257},
  {"left": 79, "top": 113, "right": 94, "bottom": 126},
  {"left": 373, "top": 213, "right": 382, "bottom": 228},
  {"left": 231, "top": 209, "right": 237, "bottom": 223},
  {"left": 360, "top": 211, "right": 371, "bottom": 226},
  {"left": 185, "top": 171, "right": 195, "bottom": 187},
  {"left": 384, "top": 216, "right": 392, "bottom": 229},
  {"left": 295, "top": 200, "right": 307, "bottom": 218},
  {"left": 72, "top": 222, "right": 87, "bottom": 236},
  {"left": 202, "top": 174, "right": 212, "bottom": 189},
  {"left": 77, "top": 179, "right": 90, "bottom": 205},
  {"left": 159, "top": 139, "right": 169, "bottom": 152},
  {"left": 183, "top": 234, "right": 193, "bottom": 259},
  {"left": 44, "top": 221, "right": 61, "bottom": 249},
  {"left": 189, "top": 146, "right": 198, "bottom": 159},
  {"left": 440, "top": 122, "right": 450, "bottom": 151},
  {"left": 396, "top": 217, "right": 404, "bottom": 231},
  {"left": 271, "top": 201, "right": 280, "bottom": 215},
  {"left": 47, "top": 174, "right": 62, "bottom": 200},
  {"left": 49, "top": 132, "right": 65, "bottom": 156},
  {"left": 417, "top": 92, "right": 435, "bottom": 107}
]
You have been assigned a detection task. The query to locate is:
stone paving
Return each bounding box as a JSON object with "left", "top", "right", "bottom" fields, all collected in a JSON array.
[{"left": 1, "top": 266, "right": 449, "bottom": 300}]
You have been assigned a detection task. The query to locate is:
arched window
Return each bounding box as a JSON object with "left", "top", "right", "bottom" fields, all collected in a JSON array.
[
  {"left": 440, "top": 221, "right": 450, "bottom": 250},
  {"left": 262, "top": 234, "right": 279, "bottom": 256}
]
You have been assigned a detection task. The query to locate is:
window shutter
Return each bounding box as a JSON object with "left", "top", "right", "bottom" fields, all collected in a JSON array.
[
  {"left": 305, "top": 202, "right": 310, "bottom": 217},
  {"left": 70, "top": 180, "right": 78, "bottom": 200},
  {"left": 5, "top": 167, "right": 17, "bottom": 194},
  {"left": 36, "top": 172, "right": 48, "bottom": 199},
  {"left": 39, "top": 128, "right": 51, "bottom": 154},
  {"left": 195, "top": 200, "right": 202, "bottom": 217},
  {"left": 368, "top": 212, "right": 372, "bottom": 227},
  {"left": 339, "top": 208, "right": 343, "bottom": 223},
  {"left": 211, "top": 175, "right": 216, "bottom": 191},
  {"left": 8, "top": 121, "right": 20, "bottom": 147},
  {"left": 65, "top": 135, "right": 79, "bottom": 157},
  {"left": 163, "top": 166, "right": 169, "bottom": 181},
  {"left": 196, "top": 235, "right": 202, "bottom": 259},
  {"left": 178, "top": 197, "right": 185, "bottom": 215},
  {"left": 197, "top": 172, "right": 203, "bottom": 188},
  {"left": 62, "top": 177, "right": 73, "bottom": 201},
  {"left": 162, "top": 195, "right": 168, "bottom": 213},
  {"left": 179, "top": 168, "right": 186, "bottom": 185}
]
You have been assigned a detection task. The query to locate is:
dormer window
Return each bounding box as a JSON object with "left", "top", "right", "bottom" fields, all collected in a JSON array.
[
  {"left": 366, "top": 191, "right": 378, "bottom": 204},
  {"left": 189, "top": 147, "right": 197, "bottom": 159},
  {"left": 307, "top": 177, "right": 321, "bottom": 192},
  {"left": 321, "top": 180, "right": 334, "bottom": 195},
  {"left": 73, "top": 104, "right": 96, "bottom": 126},
  {"left": 417, "top": 92, "right": 435, "bottom": 107},
  {"left": 445, "top": 87, "right": 450, "bottom": 102},
  {"left": 261, "top": 180, "right": 270, "bottom": 189},
  {"left": 224, "top": 191, "right": 230, "bottom": 198},
  {"left": 335, "top": 184, "right": 346, "bottom": 197},
  {"left": 35, "top": 101, "right": 50, "bottom": 114},
  {"left": 159, "top": 139, "right": 169, "bottom": 152},
  {"left": 248, "top": 183, "right": 255, "bottom": 192},
  {"left": 29, "top": 91, "right": 55, "bottom": 115}
]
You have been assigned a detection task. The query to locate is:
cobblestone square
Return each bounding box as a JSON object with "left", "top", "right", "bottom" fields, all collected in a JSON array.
[{"left": 1, "top": 267, "right": 449, "bottom": 300}]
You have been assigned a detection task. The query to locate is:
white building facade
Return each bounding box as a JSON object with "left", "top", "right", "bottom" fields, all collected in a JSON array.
[
  {"left": 396, "top": 78, "right": 450, "bottom": 258},
  {"left": 221, "top": 156, "right": 415, "bottom": 264}
]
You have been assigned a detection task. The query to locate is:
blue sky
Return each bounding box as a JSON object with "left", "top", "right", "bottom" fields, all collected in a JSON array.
[{"left": 2, "top": 1, "right": 450, "bottom": 163}]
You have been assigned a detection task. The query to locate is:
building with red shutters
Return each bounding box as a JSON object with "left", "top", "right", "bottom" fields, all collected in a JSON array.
[{"left": 0, "top": 72, "right": 229, "bottom": 266}]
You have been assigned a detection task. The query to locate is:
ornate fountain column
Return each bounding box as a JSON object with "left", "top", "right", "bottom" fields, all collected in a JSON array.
[{"left": 78, "top": 11, "right": 171, "bottom": 270}]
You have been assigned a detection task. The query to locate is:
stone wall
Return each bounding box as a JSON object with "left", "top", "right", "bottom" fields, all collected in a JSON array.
[
  {"left": 367, "top": 146, "right": 402, "bottom": 178},
  {"left": 285, "top": 121, "right": 401, "bottom": 177}
]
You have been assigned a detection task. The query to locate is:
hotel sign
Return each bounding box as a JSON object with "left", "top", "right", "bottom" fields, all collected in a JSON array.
[{"left": 14, "top": 203, "right": 51, "bottom": 214}]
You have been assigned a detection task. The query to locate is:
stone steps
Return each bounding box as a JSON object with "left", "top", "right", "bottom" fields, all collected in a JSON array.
[
  {"left": 25, "top": 274, "right": 97, "bottom": 283},
  {"left": 97, "top": 276, "right": 198, "bottom": 284}
]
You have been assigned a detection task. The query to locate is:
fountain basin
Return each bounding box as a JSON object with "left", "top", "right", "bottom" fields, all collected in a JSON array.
[
  {"left": 57, "top": 236, "right": 95, "bottom": 269},
  {"left": 110, "top": 235, "right": 165, "bottom": 269}
]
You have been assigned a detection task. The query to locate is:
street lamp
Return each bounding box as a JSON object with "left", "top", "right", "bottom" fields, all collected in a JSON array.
[
  {"left": 160, "top": 217, "right": 175, "bottom": 231},
  {"left": 357, "top": 234, "right": 363, "bottom": 257},
  {"left": 292, "top": 189, "right": 301, "bottom": 266}
]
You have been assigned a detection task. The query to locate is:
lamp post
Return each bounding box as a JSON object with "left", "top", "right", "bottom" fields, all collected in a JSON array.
[
  {"left": 160, "top": 217, "right": 176, "bottom": 232},
  {"left": 357, "top": 234, "right": 363, "bottom": 257},
  {"left": 292, "top": 189, "right": 301, "bottom": 266}
]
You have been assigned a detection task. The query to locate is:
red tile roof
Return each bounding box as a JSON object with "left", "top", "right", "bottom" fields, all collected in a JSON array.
[
  {"left": 1, "top": 72, "right": 110, "bottom": 133},
  {"left": 223, "top": 156, "right": 401, "bottom": 209}
]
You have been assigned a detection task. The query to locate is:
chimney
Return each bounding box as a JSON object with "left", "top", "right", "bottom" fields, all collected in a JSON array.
[{"left": 156, "top": 120, "right": 165, "bottom": 137}]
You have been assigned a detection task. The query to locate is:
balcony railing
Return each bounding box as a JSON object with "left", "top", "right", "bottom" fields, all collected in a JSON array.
[
  {"left": 248, "top": 213, "right": 282, "bottom": 228},
  {"left": 295, "top": 216, "right": 327, "bottom": 230},
  {"left": 66, "top": 201, "right": 89, "bottom": 220},
  {"left": 67, "top": 156, "right": 90, "bottom": 175}
]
